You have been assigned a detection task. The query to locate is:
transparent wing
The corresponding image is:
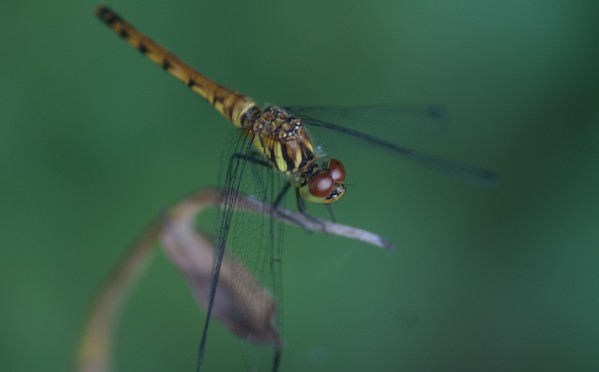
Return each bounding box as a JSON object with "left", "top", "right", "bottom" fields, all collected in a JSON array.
[
  {"left": 284, "top": 103, "right": 447, "bottom": 139},
  {"left": 226, "top": 147, "right": 285, "bottom": 372},
  {"left": 284, "top": 104, "right": 499, "bottom": 186},
  {"left": 197, "top": 129, "right": 284, "bottom": 372}
]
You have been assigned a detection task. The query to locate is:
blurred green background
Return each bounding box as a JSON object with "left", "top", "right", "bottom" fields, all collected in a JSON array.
[{"left": 2, "top": 0, "right": 598, "bottom": 371}]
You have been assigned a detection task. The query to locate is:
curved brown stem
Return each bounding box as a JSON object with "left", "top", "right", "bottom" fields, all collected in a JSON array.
[{"left": 76, "top": 187, "right": 393, "bottom": 372}]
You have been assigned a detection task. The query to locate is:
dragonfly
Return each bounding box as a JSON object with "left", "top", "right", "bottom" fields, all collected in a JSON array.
[{"left": 96, "top": 6, "right": 497, "bottom": 371}]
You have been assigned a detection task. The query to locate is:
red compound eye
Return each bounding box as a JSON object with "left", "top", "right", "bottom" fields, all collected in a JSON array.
[
  {"left": 308, "top": 173, "right": 335, "bottom": 198},
  {"left": 328, "top": 159, "right": 346, "bottom": 183}
]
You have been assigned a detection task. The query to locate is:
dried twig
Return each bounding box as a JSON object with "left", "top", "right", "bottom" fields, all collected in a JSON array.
[{"left": 76, "top": 187, "right": 393, "bottom": 372}]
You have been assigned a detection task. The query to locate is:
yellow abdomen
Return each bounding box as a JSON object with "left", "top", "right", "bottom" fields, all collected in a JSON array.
[{"left": 96, "top": 6, "right": 256, "bottom": 128}]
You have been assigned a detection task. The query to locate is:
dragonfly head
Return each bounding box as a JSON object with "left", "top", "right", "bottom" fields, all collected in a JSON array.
[{"left": 299, "top": 159, "right": 346, "bottom": 204}]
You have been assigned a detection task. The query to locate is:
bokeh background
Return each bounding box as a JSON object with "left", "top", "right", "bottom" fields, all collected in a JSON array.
[{"left": 1, "top": 0, "right": 598, "bottom": 371}]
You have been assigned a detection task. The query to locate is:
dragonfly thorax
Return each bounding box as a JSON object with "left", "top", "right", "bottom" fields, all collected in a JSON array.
[
  {"left": 245, "top": 106, "right": 317, "bottom": 176},
  {"left": 244, "top": 106, "right": 346, "bottom": 204}
]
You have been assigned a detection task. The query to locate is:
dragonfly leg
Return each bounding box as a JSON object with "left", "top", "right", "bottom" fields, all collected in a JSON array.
[
  {"left": 293, "top": 188, "right": 329, "bottom": 233},
  {"left": 270, "top": 182, "right": 326, "bottom": 232},
  {"left": 325, "top": 204, "right": 337, "bottom": 223},
  {"left": 295, "top": 187, "right": 307, "bottom": 214},
  {"left": 273, "top": 181, "right": 292, "bottom": 209},
  {"left": 272, "top": 349, "right": 282, "bottom": 372},
  {"left": 273, "top": 181, "right": 318, "bottom": 224},
  {"left": 229, "top": 152, "right": 329, "bottom": 232},
  {"left": 230, "top": 152, "right": 294, "bottom": 210}
]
